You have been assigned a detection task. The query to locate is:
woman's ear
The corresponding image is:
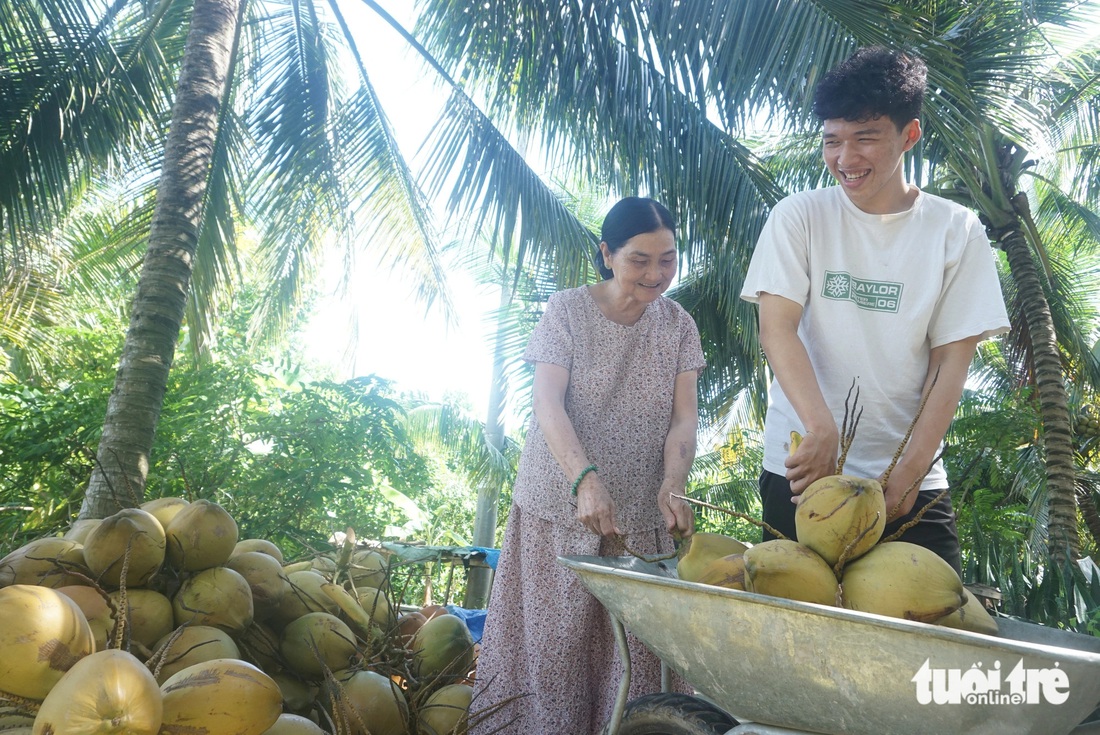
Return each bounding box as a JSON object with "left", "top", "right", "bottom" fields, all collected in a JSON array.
[{"left": 599, "top": 241, "right": 612, "bottom": 271}]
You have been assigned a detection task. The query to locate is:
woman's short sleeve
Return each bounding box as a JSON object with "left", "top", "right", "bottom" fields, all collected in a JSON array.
[
  {"left": 522, "top": 292, "right": 574, "bottom": 371},
  {"left": 676, "top": 306, "right": 707, "bottom": 374}
]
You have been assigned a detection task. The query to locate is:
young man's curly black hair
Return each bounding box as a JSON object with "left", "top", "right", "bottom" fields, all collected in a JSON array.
[{"left": 812, "top": 46, "right": 927, "bottom": 131}]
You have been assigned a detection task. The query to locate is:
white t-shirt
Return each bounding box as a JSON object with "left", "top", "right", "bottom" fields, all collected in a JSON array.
[{"left": 741, "top": 185, "right": 1010, "bottom": 489}]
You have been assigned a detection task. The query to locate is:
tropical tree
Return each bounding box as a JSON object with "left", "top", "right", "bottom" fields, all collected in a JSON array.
[{"left": 406, "top": 0, "right": 1100, "bottom": 560}]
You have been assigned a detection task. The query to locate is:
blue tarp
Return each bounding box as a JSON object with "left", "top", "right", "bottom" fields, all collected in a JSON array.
[{"left": 444, "top": 604, "right": 488, "bottom": 643}]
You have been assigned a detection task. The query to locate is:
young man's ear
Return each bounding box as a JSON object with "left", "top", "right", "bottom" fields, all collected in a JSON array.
[{"left": 902, "top": 119, "right": 922, "bottom": 151}]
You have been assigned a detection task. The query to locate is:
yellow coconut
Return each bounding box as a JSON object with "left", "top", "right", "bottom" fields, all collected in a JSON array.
[
  {"left": 160, "top": 658, "right": 282, "bottom": 735},
  {"left": 840, "top": 541, "right": 966, "bottom": 623},
  {"left": 743, "top": 539, "right": 838, "bottom": 607},
  {"left": 410, "top": 613, "right": 475, "bottom": 684},
  {"left": 232, "top": 538, "right": 285, "bottom": 564},
  {"left": 261, "top": 713, "right": 326, "bottom": 735},
  {"left": 63, "top": 519, "right": 101, "bottom": 545},
  {"left": 418, "top": 683, "right": 473, "bottom": 735},
  {"left": 81, "top": 508, "right": 166, "bottom": 589},
  {"left": 327, "top": 669, "right": 408, "bottom": 735},
  {"left": 0, "top": 537, "right": 91, "bottom": 588},
  {"left": 164, "top": 499, "right": 239, "bottom": 572},
  {"left": 110, "top": 587, "right": 174, "bottom": 650},
  {"left": 795, "top": 474, "right": 886, "bottom": 565},
  {"left": 0, "top": 585, "right": 95, "bottom": 700},
  {"left": 936, "top": 587, "right": 999, "bottom": 636},
  {"left": 694, "top": 554, "right": 747, "bottom": 590},
  {"left": 56, "top": 585, "right": 113, "bottom": 652},
  {"left": 675, "top": 532, "right": 751, "bottom": 583},
  {"left": 139, "top": 496, "right": 190, "bottom": 531},
  {"left": 225, "top": 550, "right": 292, "bottom": 620},
  {"left": 280, "top": 612, "right": 359, "bottom": 680},
  {"left": 151, "top": 625, "right": 241, "bottom": 684},
  {"left": 171, "top": 566, "right": 254, "bottom": 633},
  {"left": 32, "top": 648, "right": 162, "bottom": 735}
]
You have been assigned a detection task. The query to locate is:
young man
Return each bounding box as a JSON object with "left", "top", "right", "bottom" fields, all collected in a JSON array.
[{"left": 740, "top": 46, "right": 1010, "bottom": 574}]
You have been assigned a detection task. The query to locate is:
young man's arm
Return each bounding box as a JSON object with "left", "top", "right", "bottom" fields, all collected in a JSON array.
[
  {"left": 757, "top": 292, "right": 840, "bottom": 494},
  {"left": 880, "top": 335, "right": 981, "bottom": 519}
]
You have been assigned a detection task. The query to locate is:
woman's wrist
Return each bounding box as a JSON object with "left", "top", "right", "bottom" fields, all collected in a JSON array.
[{"left": 571, "top": 464, "right": 598, "bottom": 496}]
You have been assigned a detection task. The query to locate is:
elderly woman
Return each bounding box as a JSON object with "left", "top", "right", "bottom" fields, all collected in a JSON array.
[{"left": 472, "top": 197, "right": 705, "bottom": 734}]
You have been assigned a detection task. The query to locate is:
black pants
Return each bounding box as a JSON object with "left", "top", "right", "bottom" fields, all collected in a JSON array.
[{"left": 758, "top": 470, "right": 963, "bottom": 576}]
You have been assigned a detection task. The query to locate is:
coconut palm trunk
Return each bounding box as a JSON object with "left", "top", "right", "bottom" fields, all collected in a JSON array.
[
  {"left": 989, "top": 215, "right": 1078, "bottom": 560},
  {"left": 80, "top": 0, "right": 241, "bottom": 518}
]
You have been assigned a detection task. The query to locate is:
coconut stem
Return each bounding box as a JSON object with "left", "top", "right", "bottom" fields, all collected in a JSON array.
[
  {"left": 831, "top": 513, "right": 881, "bottom": 579},
  {"left": 881, "top": 367, "right": 941, "bottom": 488},
  {"left": 881, "top": 486, "right": 951, "bottom": 544},
  {"left": 673, "top": 494, "right": 791, "bottom": 540},
  {"left": 836, "top": 380, "right": 863, "bottom": 474}
]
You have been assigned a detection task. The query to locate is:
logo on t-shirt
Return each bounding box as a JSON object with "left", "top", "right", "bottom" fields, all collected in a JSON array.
[{"left": 822, "top": 271, "right": 902, "bottom": 313}]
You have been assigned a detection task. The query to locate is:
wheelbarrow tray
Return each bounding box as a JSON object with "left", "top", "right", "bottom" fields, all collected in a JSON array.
[{"left": 559, "top": 554, "right": 1100, "bottom": 735}]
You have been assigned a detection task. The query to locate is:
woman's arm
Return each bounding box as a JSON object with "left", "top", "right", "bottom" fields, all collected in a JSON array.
[
  {"left": 657, "top": 369, "right": 699, "bottom": 537},
  {"left": 531, "top": 361, "right": 620, "bottom": 536},
  {"left": 757, "top": 292, "right": 839, "bottom": 493}
]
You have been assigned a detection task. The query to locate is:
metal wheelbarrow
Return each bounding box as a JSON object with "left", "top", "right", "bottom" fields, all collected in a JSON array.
[{"left": 558, "top": 554, "right": 1100, "bottom": 735}]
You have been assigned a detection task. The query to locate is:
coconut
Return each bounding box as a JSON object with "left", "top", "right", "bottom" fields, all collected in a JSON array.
[
  {"left": 274, "top": 570, "right": 341, "bottom": 625},
  {"left": 795, "top": 474, "right": 886, "bottom": 565},
  {"left": 0, "top": 536, "right": 91, "bottom": 588},
  {"left": 347, "top": 549, "right": 388, "bottom": 588},
  {"left": 410, "top": 614, "right": 475, "bottom": 684},
  {"left": 231, "top": 538, "right": 285, "bottom": 564},
  {"left": 326, "top": 669, "right": 408, "bottom": 735},
  {"left": 418, "top": 683, "right": 473, "bottom": 735},
  {"left": 0, "top": 585, "right": 95, "bottom": 699},
  {"left": 351, "top": 584, "right": 397, "bottom": 632},
  {"left": 139, "top": 496, "right": 190, "bottom": 531},
  {"left": 225, "top": 550, "right": 292, "bottom": 620},
  {"left": 63, "top": 519, "right": 102, "bottom": 544},
  {"left": 280, "top": 612, "right": 359, "bottom": 680},
  {"left": 151, "top": 625, "right": 240, "bottom": 684},
  {"left": 110, "top": 588, "right": 174, "bottom": 651},
  {"left": 164, "top": 499, "right": 239, "bottom": 571},
  {"left": 160, "top": 658, "right": 282, "bottom": 735},
  {"left": 237, "top": 620, "right": 283, "bottom": 673},
  {"left": 32, "top": 648, "right": 162, "bottom": 735},
  {"left": 81, "top": 508, "right": 166, "bottom": 589},
  {"left": 396, "top": 612, "right": 427, "bottom": 650},
  {"left": 271, "top": 672, "right": 318, "bottom": 715},
  {"left": 56, "top": 585, "right": 113, "bottom": 652},
  {"left": 172, "top": 566, "right": 254, "bottom": 633},
  {"left": 262, "top": 713, "right": 326, "bottom": 735}
]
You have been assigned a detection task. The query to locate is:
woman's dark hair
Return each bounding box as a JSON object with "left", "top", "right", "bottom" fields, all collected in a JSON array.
[
  {"left": 812, "top": 46, "right": 926, "bottom": 131},
  {"left": 595, "top": 197, "right": 676, "bottom": 280}
]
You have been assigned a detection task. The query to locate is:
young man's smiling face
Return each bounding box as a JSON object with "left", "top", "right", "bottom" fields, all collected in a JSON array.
[{"left": 822, "top": 115, "right": 921, "bottom": 214}]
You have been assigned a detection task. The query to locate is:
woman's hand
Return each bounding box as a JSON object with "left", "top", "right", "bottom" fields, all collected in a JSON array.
[
  {"left": 658, "top": 481, "right": 694, "bottom": 538},
  {"left": 575, "top": 473, "right": 621, "bottom": 537}
]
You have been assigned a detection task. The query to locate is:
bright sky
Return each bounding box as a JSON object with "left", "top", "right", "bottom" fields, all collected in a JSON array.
[{"left": 304, "top": 0, "right": 502, "bottom": 417}]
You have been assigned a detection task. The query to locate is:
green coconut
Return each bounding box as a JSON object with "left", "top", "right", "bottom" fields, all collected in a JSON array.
[
  {"left": 410, "top": 613, "right": 475, "bottom": 684},
  {"left": 171, "top": 566, "right": 254, "bottom": 633},
  {"left": 280, "top": 612, "right": 359, "bottom": 680}
]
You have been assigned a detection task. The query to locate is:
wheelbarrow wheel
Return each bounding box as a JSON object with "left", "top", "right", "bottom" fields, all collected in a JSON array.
[{"left": 601, "top": 692, "right": 738, "bottom": 735}]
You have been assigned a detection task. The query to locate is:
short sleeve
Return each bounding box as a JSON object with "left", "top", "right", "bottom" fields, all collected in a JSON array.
[
  {"left": 928, "top": 218, "right": 1010, "bottom": 347},
  {"left": 523, "top": 292, "right": 574, "bottom": 370},
  {"left": 676, "top": 307, "right": 707, "bottom": 374},
  {"left": 740, "top": 196, "right": 812, "bottom": 306}
]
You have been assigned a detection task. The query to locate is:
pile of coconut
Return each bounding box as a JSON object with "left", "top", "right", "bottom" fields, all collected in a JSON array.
[{"left": 0, "top": 498, "right": 483, "bottom": 735}]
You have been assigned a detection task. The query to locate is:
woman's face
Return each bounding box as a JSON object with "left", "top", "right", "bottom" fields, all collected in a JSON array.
[{"left": 602, "top": 228, "right": 677, "bottom": 302}]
